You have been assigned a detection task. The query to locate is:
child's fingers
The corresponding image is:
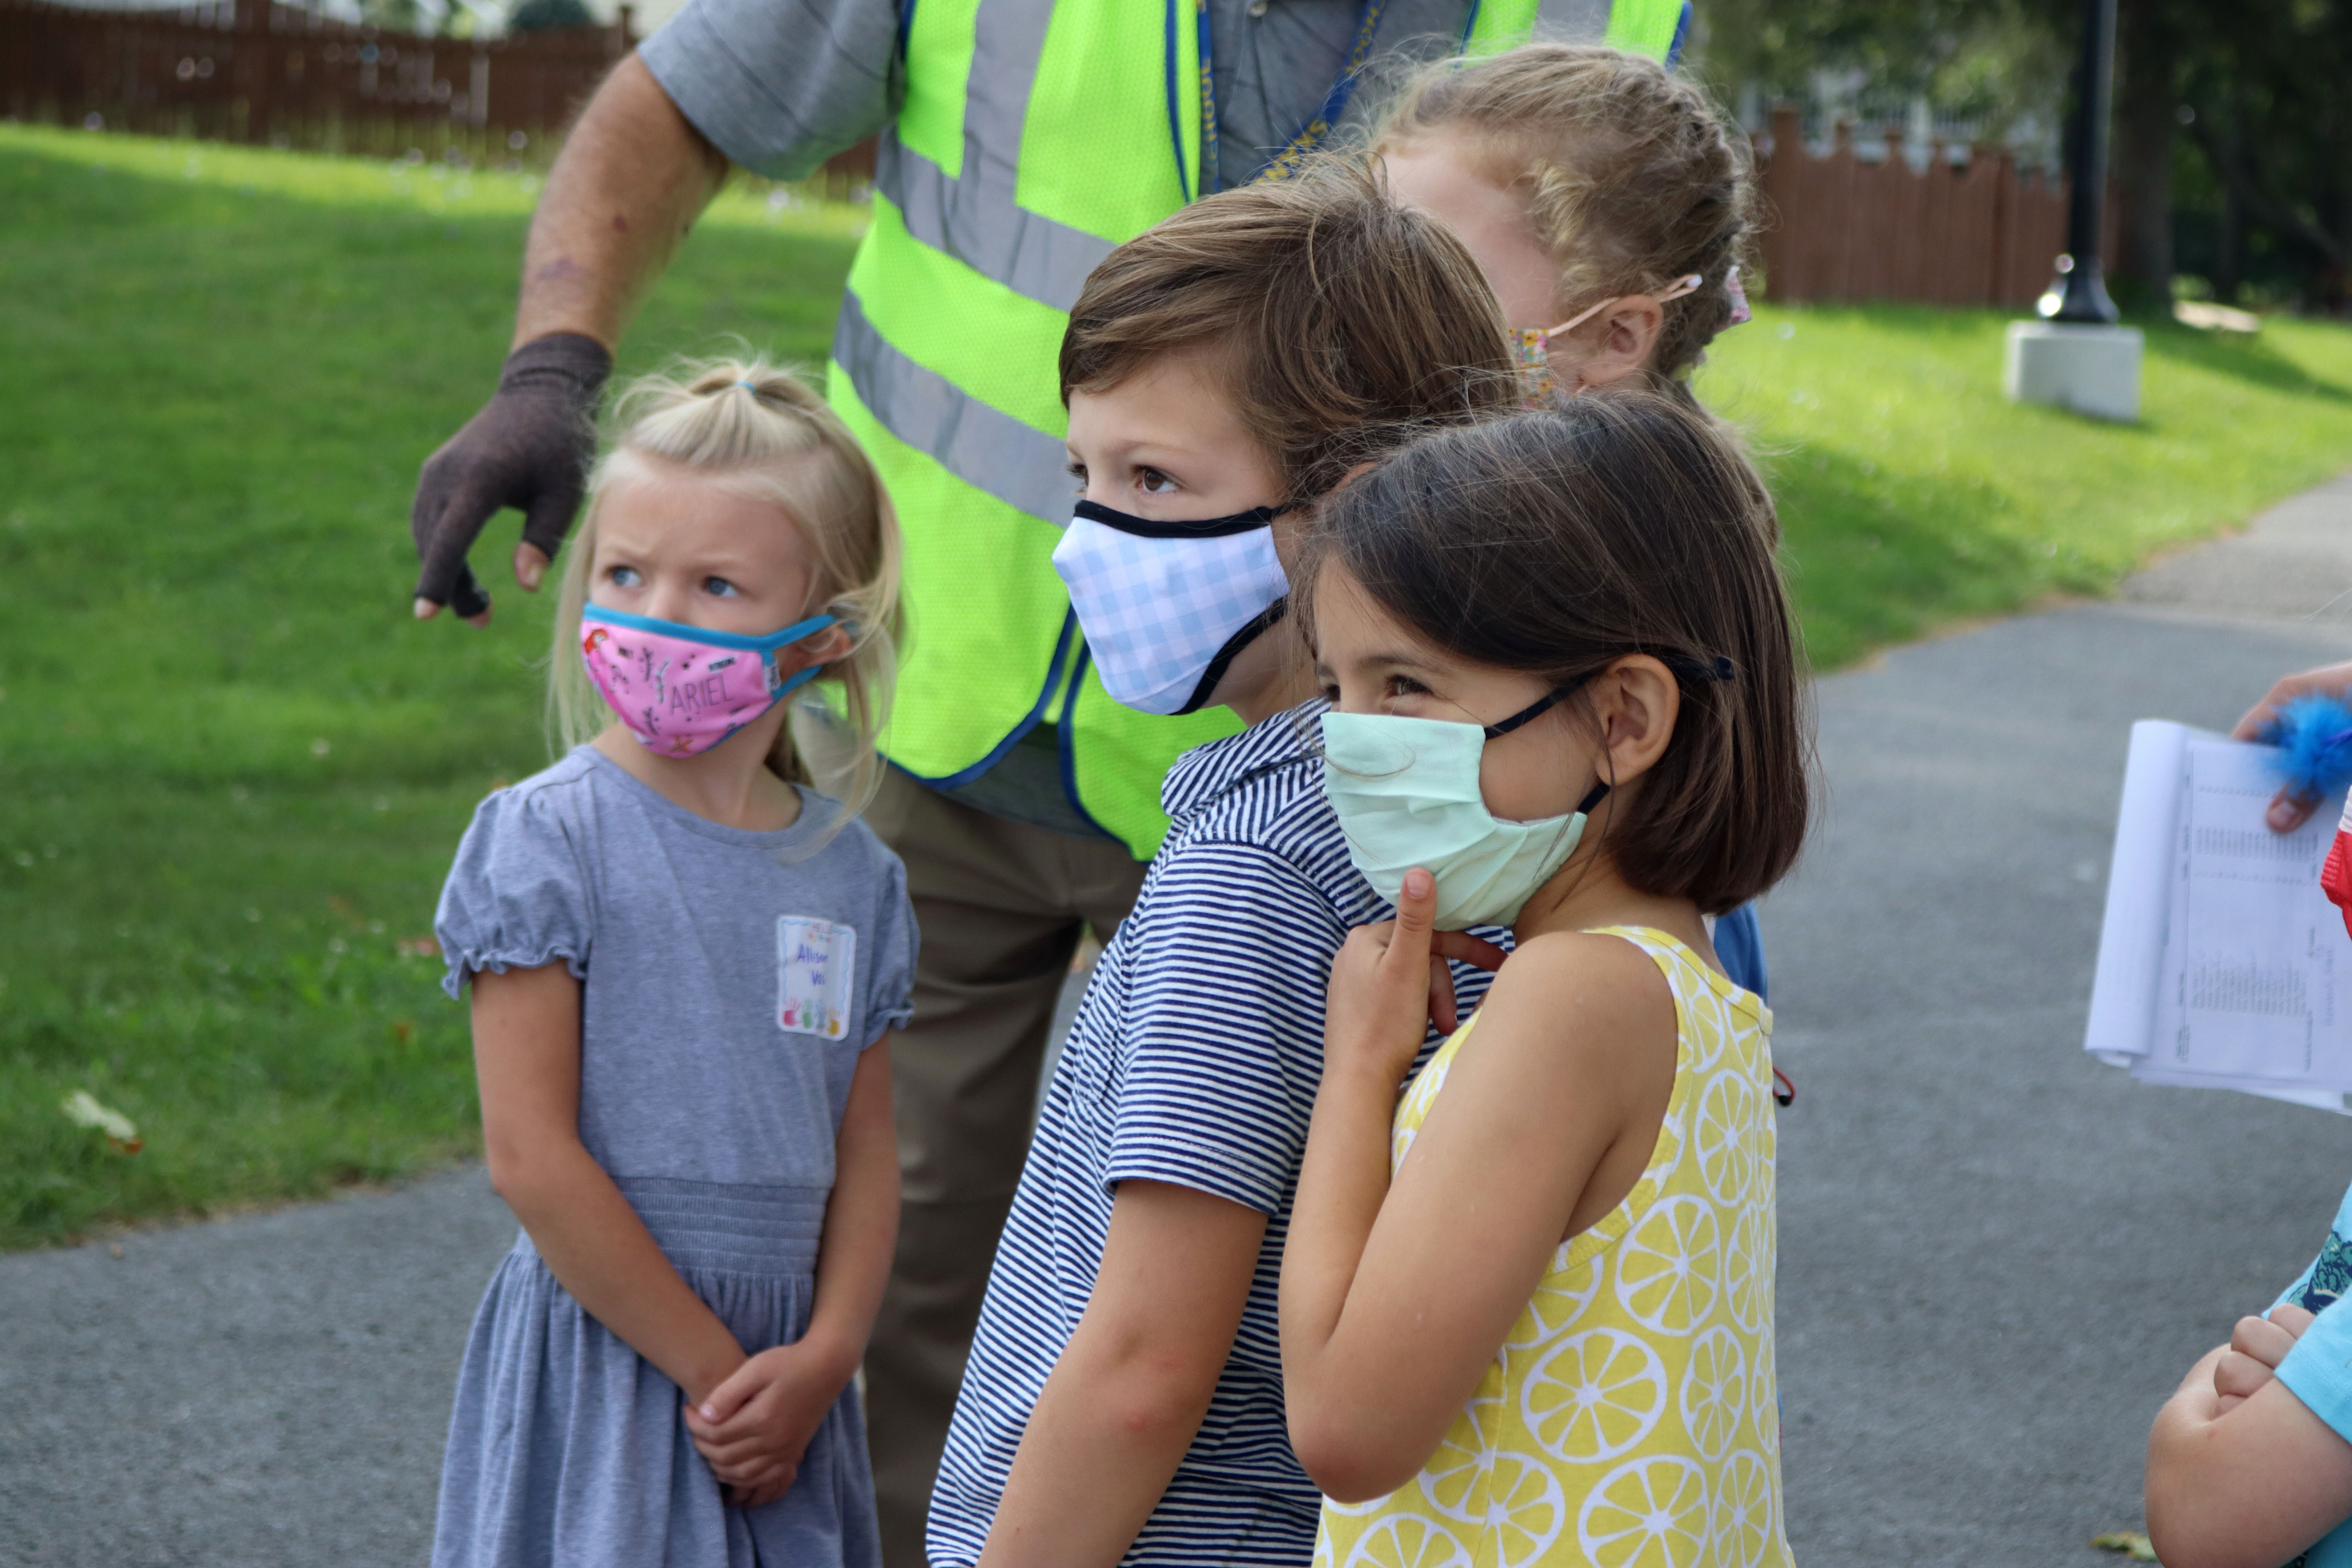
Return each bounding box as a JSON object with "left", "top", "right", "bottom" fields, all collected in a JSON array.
[
  {"left": 709, "top": 1452, "right": 786, "bottom": 1494},
  {"left": 692, "top": 1360, "right": 764, "bottom": 1428},
  {"left": 706, "top": 1447, "right": 769, "bottom": 1483},
  {"left": 2214, "top": 1347, "right": 2279, "bottom": 1402},
  {"left": 2272, "top": 1302, "right": 2319, "bottom": 1337},
  {"left": 1385, "top": 869, "right": 1437, "bottom": 973},
  {"left": 1427, "top": 954, "right": 1457, "bottom": 1035},
  {"left": 2231, "top": 1312, "right": 2301, "bottom": 1371},
  {"left": 2233, "top": 662, "right": 2352, "bottom": 741},
  {"left": 693, "top": 1426, "right": 783, "bottom": 1468},
  {"left": 1432, "top": 930, "right": 1508, "bottom": 973}
]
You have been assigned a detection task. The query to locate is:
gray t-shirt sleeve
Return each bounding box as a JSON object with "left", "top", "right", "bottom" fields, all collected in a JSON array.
[
  {"left": 434, "top": 785, "right": 593, "bottom": 998},
  {"left": 860, "top": 847, "right": 917, "bottom": 1047},
  {"left": 638, "top": 0, "right": 902, "bottom": 181}
]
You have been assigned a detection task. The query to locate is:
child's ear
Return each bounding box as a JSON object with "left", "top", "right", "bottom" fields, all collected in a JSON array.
[
  {"left": 785, "top": 622, "right": 854, "bottom": 672},
  {"left": 1570, "top": 299, "right": 1666, "bottom": 392},
  {"left": 1597, "top": 655, "right": 1681, "bottom": 783}
]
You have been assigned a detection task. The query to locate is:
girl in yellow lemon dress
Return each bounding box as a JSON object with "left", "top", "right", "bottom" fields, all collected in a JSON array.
[{"left": 1279, "top": 396, "right": 1811, "bottom": 1568}]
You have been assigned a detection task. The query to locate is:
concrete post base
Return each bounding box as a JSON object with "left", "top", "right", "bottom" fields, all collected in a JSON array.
[{"left": 2004, "top": 321, "right": 2144, "bottom": 422}]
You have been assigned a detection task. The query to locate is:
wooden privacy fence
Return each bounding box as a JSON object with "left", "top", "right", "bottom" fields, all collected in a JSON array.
[
  {"left": 1753, "top": 105, "right": 2119, "bottom": 309},
  {"left": 0, "top": 0, "right": 633, "bottom": 160}
]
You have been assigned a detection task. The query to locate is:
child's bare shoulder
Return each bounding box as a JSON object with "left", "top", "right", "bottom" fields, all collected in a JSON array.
[{"left": 1479, "top": 929, "right": 1677, "bottom": 1043}]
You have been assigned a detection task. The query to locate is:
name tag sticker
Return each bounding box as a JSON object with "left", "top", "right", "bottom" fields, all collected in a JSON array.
[{"left": 777, "top": 916, "right": 856, "bottom": 1042}]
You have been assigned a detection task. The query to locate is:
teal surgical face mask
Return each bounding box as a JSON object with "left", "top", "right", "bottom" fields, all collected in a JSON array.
[{"left": 1319, "top": 682, "right": 1607, "bottom": 931}]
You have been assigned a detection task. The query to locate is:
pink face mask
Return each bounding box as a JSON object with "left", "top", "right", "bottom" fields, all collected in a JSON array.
[
  {"left": 579, "top": 603, "right": 838, "bottom": 758},
  {"left": 1513, "top": 272, "right": 1707, "bottom": 408}
]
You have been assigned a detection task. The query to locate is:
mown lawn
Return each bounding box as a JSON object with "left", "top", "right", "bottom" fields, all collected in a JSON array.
[
  {"left": 0, "top": 126, "right": 861, "bottom": 1249},
  {"left": 4, "top": 123, "right": 2351, "bottom": 1249},
  {"left": 1698, "top": 300, "right": 2352, "bottom": 667}
]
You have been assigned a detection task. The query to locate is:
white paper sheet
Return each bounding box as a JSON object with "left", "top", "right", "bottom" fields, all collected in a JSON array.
[{"left": 2083, "top": 720, "right": 2352, "bottom": 1112}]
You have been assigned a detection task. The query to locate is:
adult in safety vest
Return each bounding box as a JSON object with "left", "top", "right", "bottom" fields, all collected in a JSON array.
[{"left": 404, "top": 1, "right": 1686, "bottom": 1559}]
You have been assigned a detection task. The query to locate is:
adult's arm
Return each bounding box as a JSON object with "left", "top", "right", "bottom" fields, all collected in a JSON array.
[
  {"left": 976, "top": 1180, "right": 1268, "bottom": 1568},
  {"left": 2235, "top": 660, "right": 2352, "bottom": 832},
  {"left": 509, "top": 55, "right": 729, "bottom": 355},
  {"left": 410, "top": 56, "right": 729, "bottom": 624}
]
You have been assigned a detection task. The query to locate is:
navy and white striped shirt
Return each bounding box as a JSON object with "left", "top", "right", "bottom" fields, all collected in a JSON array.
[{"left": 926, "top": 701, "right": 1498, "bottom": 1567}]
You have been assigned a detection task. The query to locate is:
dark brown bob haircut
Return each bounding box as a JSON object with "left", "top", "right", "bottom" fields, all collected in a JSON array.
[
  {"left": 1299, "top": 395, "right": 1812, "bottom": 913},
  {"left": 1059, "top": 156, "right": 1517, "bottom": 504}
]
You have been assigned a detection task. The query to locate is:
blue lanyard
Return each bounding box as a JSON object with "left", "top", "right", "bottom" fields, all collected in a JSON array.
[{"left": 1180, "top": 0, "right": 1389, "bottom": 196}]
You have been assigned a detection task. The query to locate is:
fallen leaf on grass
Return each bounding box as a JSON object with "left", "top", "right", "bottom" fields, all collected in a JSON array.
[
  {"left": 61, "top": 1090, "right": 142, "bottom": 1154},
  {"left": 2093, "top": 1532, "right": 2157, "bottom": 1561},
  {"left": 396, "top": 936, "right": 441, "bottom": 958}
]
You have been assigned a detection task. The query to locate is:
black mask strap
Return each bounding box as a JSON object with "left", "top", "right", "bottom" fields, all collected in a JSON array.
[
  {"left": 1482, "top": 674, "right": 1594, "bottom": 740},
  {"left": 1173, "top": 597, "right": 1290, "bottom": 715},
  {"left": 1663, "top": 653, "right": 1738, "bottom": 686},
  {"left": 1073, "top": 497, "right": 1289, "bottom": 540},
  {"left": 1482, "top": 654, "right": 1735, "bottom": 743}
]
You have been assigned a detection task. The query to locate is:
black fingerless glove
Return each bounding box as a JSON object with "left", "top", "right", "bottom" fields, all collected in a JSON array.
[{"left": 409, "top": 332, "right": 613, "bottom": 617}]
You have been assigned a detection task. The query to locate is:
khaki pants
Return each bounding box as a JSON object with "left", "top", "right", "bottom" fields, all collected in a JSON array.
[{"left": 854, "top": 764, "right": 1147, "bottom": 1567}]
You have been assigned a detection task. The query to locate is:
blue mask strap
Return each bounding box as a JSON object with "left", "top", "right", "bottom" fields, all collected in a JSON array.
[
  {"left": 762, "top": 613, "right": 840, "bottom": 651},
  {"left": 772, "top": 662, "right": 828, "bottom": 700},
  {"left": 762, "top": 614, "right": 843, "bottom": 695},
  {"left": 582, "top": 603, "right": 839, "bottom": 654}
]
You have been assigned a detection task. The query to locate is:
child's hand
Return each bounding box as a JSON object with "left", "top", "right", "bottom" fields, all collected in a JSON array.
[
  {"left": 1427, "top": 927, "right": 1507, "bottom": 1034},
  {"left": 1327, "top": 869, "right": 1463, "bottom": 1087},
  {"left": 2214, "top": 1303, "right": 2318, "bottom": 1411},
  {"left": 682, "top": 1339, "right": 852, "bottom": 1509}
]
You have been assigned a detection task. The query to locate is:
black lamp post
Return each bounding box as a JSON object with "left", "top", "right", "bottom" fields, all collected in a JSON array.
[{"left": 2041, "top": 0, "right": 2122, "bottom": 322}]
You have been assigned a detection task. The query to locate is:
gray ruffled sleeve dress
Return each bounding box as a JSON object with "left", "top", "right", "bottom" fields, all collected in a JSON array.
[{"left": 428, "top": 746, "right": 915, "bottom": 1568}]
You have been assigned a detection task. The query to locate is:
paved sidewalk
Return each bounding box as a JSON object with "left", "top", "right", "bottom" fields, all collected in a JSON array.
[
  {"left": 7, "top": 475, "right": 2352, "bottom": 1565},
  {"left": 0, "top": 1165, "right": 513, "bottom": 1564}
]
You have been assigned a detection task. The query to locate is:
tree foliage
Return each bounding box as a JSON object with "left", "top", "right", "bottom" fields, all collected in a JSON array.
[
  {"left": 1691, "top": 0, "right": 2352, "bottom": 310},
  {"left": 2167, "top": 0, "right": 2352, "bottom": 306},
  {"left": 1690, "top": 0, "right": 2071, "bottom": 132},
  {"left": 506, "top": 0, "right": 596, "bottom": 32}
]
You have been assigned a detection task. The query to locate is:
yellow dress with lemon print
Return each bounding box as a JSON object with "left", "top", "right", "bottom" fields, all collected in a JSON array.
[{"left": 1313, "top": 927, "right": 1790, "bottom": 1568}]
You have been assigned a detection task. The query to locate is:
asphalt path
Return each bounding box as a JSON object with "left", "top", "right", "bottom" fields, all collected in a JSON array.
[{"left": 9, "top": 475, "right": 2352, "bottom": 1565}]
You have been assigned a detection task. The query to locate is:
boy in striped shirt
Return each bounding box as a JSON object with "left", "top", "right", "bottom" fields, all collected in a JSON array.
[{"left": 924, "top": 163, "right": 1515, "bottom": 1567}]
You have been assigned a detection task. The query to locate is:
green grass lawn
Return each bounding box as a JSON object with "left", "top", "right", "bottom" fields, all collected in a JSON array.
[
  {"left": 0, "top": 127, "right": 861, "bottom": 1249},
  {"left": 4, "top": 123, "right": 2352, "bottom": 1250},
  {"left": 1697, "top": 299, "right": 2352, "bottom": 667}
]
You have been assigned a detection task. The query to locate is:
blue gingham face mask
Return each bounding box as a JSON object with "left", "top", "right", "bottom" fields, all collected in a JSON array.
[{"left": 1051, "top": 499, "right": 1292, "bottom": 716}]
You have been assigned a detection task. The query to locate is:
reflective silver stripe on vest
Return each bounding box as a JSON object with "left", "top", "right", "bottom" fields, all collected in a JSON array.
[
  {"left": 875, "top": 136, "right": 1117, "bottom": 314},
  {"left": 835, "top": 288, "right": 1075, "bottom": 526},
  {"left": 872, "top": 0, "right": 1118, "bottom": 313},
  {"left": 1532, "top": 0, "right": 1612, "bottom": 37}
]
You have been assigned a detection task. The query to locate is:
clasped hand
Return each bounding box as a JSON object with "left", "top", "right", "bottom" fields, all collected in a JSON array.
[
  {"left": 682, "top": 1338, "right": 852, "bottom": 1510},
  {"left": 2213, "top": 1302, "right": 2319, "bottom": 1412},
  {"left": 1324, "top": 868, "right": 1506, "bottom": 1086}
]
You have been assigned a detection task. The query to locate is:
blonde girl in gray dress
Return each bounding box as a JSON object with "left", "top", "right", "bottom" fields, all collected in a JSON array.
[{"left": 430, "top": 359, "right": 913, "bottom": 1568}]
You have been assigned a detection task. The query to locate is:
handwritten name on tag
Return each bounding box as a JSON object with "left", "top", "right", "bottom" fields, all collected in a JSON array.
[{"left": 777, "top": 915, "right": 856, "bottom": 1042}]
